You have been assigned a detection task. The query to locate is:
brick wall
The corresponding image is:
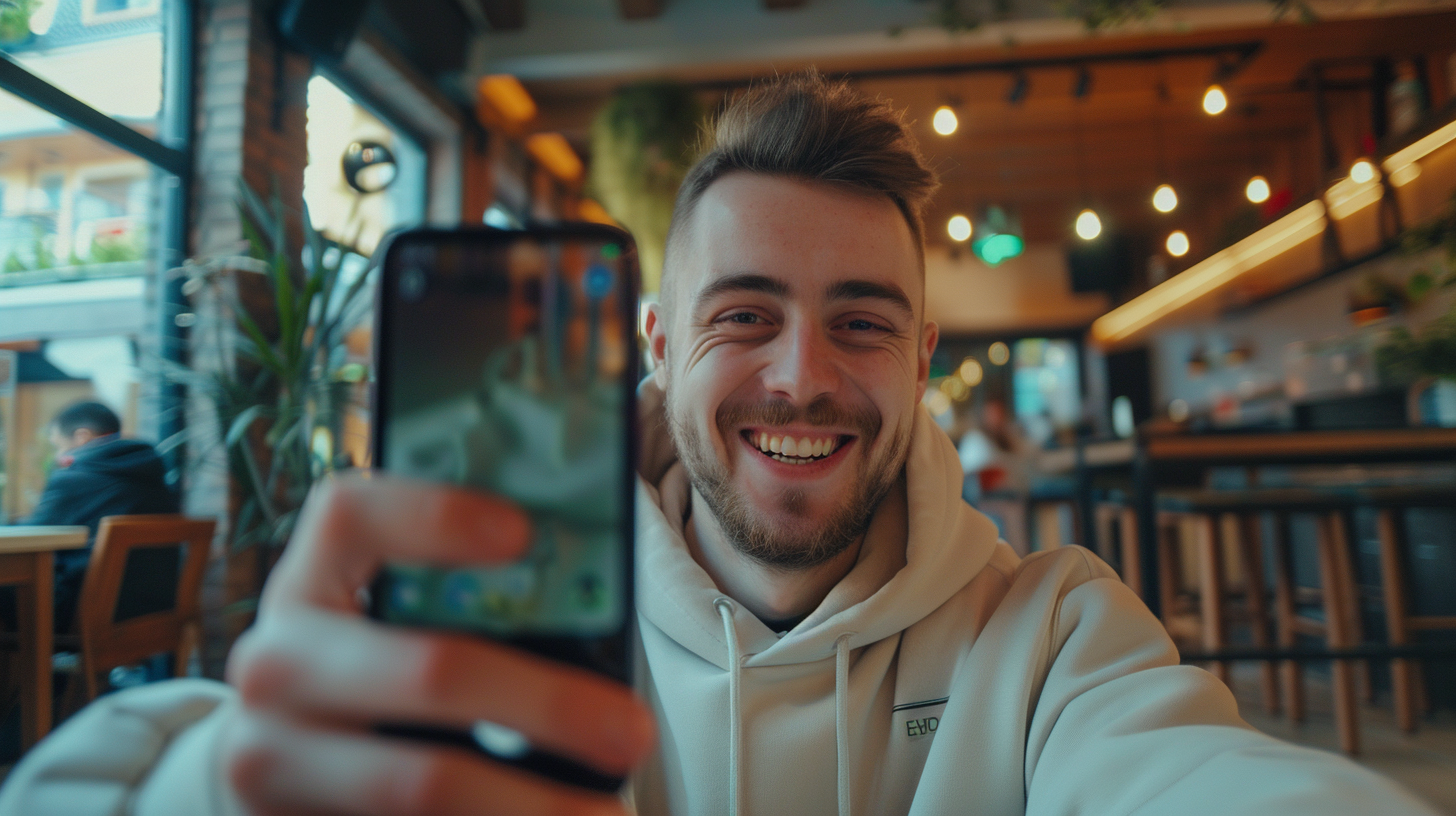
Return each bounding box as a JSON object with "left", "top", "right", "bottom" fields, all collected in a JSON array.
[{"left": 187, "top": 0, "right": 313, "bottom": 678}]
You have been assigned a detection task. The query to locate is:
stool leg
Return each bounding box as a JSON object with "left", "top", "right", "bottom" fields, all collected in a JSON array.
[
  {"left": 1237, "top": 512, "right": 1280, "bottom": 716},
  {"left": 1269, "top": 513, "right": 1304, "bottom": 723},
  {"left": 1325, "top": 510, "right": 1372, "bottom": 705},
  {"left": 1157, "top": 514, "right": 1182, "bottom": 632},
  {"left": 1317, "top": 511, "right": 1360, "bottom": 757},
  {"left": 1377, "top": 508, "right": 1417, "bottom": 733},
  {"left": 1196, "top": 513, "right": 1230, "bottom": 686},
  {"left": 1119, "top": 507, "right": 1143, "bottom": 600}
]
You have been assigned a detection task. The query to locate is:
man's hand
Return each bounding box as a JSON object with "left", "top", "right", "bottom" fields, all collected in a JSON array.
[{"left": 222, "top": 474, "right": 654, "bottom": 816}]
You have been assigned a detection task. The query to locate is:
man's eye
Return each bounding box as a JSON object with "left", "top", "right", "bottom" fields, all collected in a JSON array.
[
  {"left": 723, "top": 312, "right": 762, "bottom": 325},
  {"left": 843, "top": 318, "right": 887, "bottom": 332}
]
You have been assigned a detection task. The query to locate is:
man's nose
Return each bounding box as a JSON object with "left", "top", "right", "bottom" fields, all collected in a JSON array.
[{"left": 761, "top": 319, "right": 841, "bottom": 405}]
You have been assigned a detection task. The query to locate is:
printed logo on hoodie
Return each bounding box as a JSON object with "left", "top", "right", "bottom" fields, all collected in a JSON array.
[{"left": 893, "top": 696, "right": 948, "bottom": 739}]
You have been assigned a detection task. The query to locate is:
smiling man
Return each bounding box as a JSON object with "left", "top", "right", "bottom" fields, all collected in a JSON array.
[{"left": 0, "top": 73, "right": 1437, "bottom": 816}]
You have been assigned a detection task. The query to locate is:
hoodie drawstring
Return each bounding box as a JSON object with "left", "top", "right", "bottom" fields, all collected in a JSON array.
[
  {"left": 834, "top": 633, "right": 854, "bottom": 816},
  {"left": 715, "top": 599, "right": 743, "bottom": 816}
]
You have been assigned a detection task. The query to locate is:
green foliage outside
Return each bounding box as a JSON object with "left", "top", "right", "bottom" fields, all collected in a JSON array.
[
  {"left": 589, "top": 83, "right": 706, "bottom": 295},
  {"left": 0, "top": 0, "right": 38, "bottom": 44}
]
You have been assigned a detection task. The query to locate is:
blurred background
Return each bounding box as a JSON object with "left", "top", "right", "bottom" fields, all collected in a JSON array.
[{"left": 1, "top": 0, "right": 1456, "bottom": 804}]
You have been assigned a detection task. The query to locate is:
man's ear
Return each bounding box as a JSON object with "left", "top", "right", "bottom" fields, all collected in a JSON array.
[
  {"left": 72, "top": 427, "right": 96, "bottom": 447},
  {"left": 644, "top": 302, "right": 670, "bottom": 389},
  {"left": 915, "top": 321, "right": 939, "bottom": 403}
]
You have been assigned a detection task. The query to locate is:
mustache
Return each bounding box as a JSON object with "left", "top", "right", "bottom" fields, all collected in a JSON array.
[{"left": 717, "top": 396, "right": 881, "bottom": 441}]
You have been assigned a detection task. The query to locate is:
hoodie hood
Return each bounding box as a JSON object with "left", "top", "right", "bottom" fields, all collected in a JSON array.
[
  {"left": 634, "top": 378, "right": 1000, "bottom": 670},
  {"left": 68, "top": 438, "right": 168, "bottom": 481}
]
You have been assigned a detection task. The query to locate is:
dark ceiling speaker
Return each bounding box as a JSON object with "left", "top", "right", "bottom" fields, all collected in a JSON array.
[
  {"left": 277, "top": 0, "right": 370, "bottom": 64},
  {"left": 1066, "top": 233, "right": 1133, "bottom": 295}
]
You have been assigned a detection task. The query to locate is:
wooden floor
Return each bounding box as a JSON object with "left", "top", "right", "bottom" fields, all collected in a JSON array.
[{"left": 1229, "top": 664, "right": 1456, "bottom": 814}]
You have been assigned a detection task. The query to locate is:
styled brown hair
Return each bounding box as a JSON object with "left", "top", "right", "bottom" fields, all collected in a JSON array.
[{"left": 662, "top": 71, "right": 938, "bottom": 304}]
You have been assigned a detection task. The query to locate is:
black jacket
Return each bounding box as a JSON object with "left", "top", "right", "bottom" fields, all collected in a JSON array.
[{"left": 26, "top": 437, "right": 180, "bottom": 538}]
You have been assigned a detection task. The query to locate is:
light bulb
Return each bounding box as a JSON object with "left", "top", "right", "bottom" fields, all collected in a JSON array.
[
  {"left": 988, "top": 342, "right": 1011, "bottom": 366},
  {"left": 933, "top": 106, "right": 958, "bottom": 136},
  {"left": 1245, "top": 176, "right": 1270, "bottom": 203},
  {"left": 1202, "top": 84, "right": 1228, "bottom": 115},
  {"left": 1166, "top": 230, "right": 1190, "bottom": 257},
  {"left": 1152, "top": 184, "right": 1178, "bottom": 213},
  {"left": 1075, "top": 209, "right": 1102, "bottom": 240},
  {"left": 947, "top": 214, "right": 972, "bottom": 242},
  {"left": 1350, "top": 159, "right": 1376, "bottom": 184}
]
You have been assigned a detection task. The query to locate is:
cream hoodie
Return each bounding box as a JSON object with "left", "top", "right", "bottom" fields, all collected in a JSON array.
[{"left": 0, "top": 381, "right": 1437, "bottom": 816}]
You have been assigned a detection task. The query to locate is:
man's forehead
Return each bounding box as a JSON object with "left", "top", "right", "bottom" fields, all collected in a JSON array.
[{"left": 675, "top": 173, "right": 923, "bottom": 309}]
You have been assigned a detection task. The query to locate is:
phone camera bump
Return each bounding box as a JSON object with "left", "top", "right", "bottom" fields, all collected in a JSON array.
[{"left": 399, "top": 266, "right": 427, "bottom": 301}]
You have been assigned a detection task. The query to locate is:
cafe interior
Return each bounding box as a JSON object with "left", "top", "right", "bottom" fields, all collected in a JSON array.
[{"left": 0, "top": 0, "right": 1455, "bottom": 805}]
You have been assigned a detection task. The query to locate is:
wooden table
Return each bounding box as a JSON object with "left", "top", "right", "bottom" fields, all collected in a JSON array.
[{"left": 0, "top": 526, "right": 87, "bottom": 748}]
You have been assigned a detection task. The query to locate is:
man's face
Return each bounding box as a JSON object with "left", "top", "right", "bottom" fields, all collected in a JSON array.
[
  {"left": 646, "top": 173, "right": 938, "bottom": 569},
  {"left": 49, "top": 424, "right": 98, "bottom": 456}
]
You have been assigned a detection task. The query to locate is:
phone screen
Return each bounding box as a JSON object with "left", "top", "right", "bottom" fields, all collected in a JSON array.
[{"left": 372, "top": 227, "right": 636, "bottom": 682}]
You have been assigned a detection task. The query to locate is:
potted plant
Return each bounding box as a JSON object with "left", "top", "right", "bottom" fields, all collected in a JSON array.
[{"left": 165, "top": 183, "right": 374, "bottom": 604}]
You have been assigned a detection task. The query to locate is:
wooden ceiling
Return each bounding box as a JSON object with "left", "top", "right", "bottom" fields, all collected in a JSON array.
[{"left": 519, "top": 9, "right": 1456, "bottom": 283}]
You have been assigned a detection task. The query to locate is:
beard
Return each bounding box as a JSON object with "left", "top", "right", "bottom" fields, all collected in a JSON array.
[{"left": 666, "top": 390, "right": 913, "bottom": 571}]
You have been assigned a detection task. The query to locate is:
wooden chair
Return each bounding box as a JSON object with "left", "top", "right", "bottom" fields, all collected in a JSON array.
[{"left": 62, "top": 515, "right": 215, "bottom": 703}]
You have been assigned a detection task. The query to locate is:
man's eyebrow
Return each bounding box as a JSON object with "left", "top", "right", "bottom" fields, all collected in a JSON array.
[
  {"left": 692, "top": 273, "right": 791, "bottom": 312},
  {"left": 825, "top": 279, "right": 914, "bottom": 316}
]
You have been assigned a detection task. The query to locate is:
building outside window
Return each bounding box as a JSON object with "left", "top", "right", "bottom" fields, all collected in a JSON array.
[{"left": 0, "top": 0, "right": 178, "bottom": 522}]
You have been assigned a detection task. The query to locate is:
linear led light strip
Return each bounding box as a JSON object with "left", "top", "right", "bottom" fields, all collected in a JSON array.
[
  {"left": 1325, "top": 176, "right": 1384, "bottom": 221},
  {"left": 1091, "top": 201, "right": 1327, "bottom": 346},
  {"left": 1383, "top": 118, "right": 1456, "bottom": 175}
]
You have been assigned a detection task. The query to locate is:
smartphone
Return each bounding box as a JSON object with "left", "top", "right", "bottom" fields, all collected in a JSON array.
[{"left": 369, "top": 225, "right": 639, "bottom": 792}]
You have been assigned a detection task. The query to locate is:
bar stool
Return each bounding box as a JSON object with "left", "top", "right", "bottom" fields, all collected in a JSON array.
[
  {"left": 1154, "top": 493, "right": 1281, "bottom": 715},
  {"left": 1364, "top": 485, "right": 1456, "bottom": 734},
  {"left": 1261, "top": 494, "right": 1368, "bottom": 756}
]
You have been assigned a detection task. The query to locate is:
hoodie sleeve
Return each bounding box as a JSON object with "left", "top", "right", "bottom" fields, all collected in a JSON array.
[
  {"left": 0, "top": 679, "right": 247, "bottom": 816},
  {"left": 1021, "top": 552, "right": 1437, "bottom": 816}
]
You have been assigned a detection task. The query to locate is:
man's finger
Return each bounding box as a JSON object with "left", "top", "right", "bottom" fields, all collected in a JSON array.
[
  {"left": 264, "top": 472, "right": 533, "bottom": 611},
  {"left": 224, "top": 712, "right": 629, "bottom": 816},
  {"left": 228, "top": 608, "right": 654, "bottom": 775}
]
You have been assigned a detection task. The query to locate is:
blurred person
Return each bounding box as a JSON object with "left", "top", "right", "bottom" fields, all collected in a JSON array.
[
  {"left": 0, "top": 74, "right": 1438, "bottom": 816},
  {"left": 20, "top": 401, "right": 179, "bottom": 633}
]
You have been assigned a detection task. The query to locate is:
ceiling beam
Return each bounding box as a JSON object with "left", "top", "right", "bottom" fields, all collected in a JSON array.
[
  {"left": 762, "top": 0, "right": 808, "bottom": 8},
  {"left": 478, "top": 0, "right": 524, "bottom": 31},
  {"left": 617, "top": 0, "right": 666, "bottom": 20}
]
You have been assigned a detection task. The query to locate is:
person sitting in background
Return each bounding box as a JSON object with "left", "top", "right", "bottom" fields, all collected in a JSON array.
[{"left": 24, "top": 401, "right": 178, "bottom": 632}]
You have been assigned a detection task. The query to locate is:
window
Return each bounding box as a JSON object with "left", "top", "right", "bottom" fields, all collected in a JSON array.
[
  {"left": 1012, "top": 338, "right": 1082, "bottom": 446},
  {"left": 0, "top": 0, "right": 187, "bottom": 514},
  {"left": 304, "top": 74, "right": 425, "bottom": 255}
]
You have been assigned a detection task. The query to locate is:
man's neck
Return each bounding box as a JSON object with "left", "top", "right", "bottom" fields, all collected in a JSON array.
[{"left": 683, "top": 486, "right": 863, "bottom": 625}]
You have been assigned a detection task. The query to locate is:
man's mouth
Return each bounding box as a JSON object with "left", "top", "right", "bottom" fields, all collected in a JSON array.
[{"left": 741, "top": 430, "right": 850, "bottom": 465}]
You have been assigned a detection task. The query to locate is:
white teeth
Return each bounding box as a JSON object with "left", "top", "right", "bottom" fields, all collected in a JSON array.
[{"left": 752, "top": 432, "right": 841, "bottom": 461}]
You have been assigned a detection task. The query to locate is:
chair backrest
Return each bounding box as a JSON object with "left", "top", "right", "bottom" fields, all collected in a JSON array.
[{"left": 76, "top": 515, "right": 216, "bottom": 670}]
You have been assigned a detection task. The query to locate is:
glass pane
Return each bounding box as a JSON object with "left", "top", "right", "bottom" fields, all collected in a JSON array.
[
  {"left": 0, "top": 0, "right": 165, "bottom": 134},
  {"left": 305, "top": 74, "right": 425, "bottom": 256},
  {"left": 0, "top": 89, "right": 160, "bottom": 521}
]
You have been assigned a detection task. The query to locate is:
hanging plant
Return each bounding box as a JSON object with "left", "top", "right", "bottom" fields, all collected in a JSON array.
[{"left": 589, "top": 82, "right": 706, "bottom": 295}]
